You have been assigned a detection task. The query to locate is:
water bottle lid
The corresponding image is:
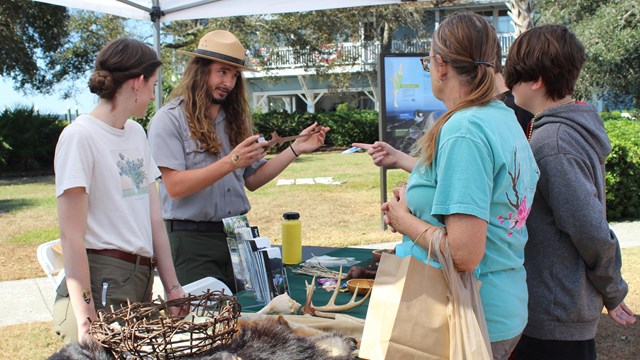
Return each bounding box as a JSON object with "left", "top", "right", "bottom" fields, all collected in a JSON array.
[{"left": 283, "top": 212, "right": 300, "bottom": 220}]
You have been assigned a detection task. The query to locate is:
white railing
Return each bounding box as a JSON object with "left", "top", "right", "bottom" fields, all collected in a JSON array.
[
  {"left": 497, "top": 33, "right": 515, "bottom": 57},
  {"left": 249, "top": 34, "right": 515, "bottom": 71}
]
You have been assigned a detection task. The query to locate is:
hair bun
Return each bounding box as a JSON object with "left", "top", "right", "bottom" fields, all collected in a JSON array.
[{"left": 88, "top": 69, "right": 116, "bottom": 99}]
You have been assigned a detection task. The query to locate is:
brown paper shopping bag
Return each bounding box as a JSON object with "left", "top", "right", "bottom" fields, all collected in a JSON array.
[
  {"left": 359, "top": 228, "right": 492, "bottom": 360},
  {"left": 359, "top": 252, "right": 449, "bottom": 360}
]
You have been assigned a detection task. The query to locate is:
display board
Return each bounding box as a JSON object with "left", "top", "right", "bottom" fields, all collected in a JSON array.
[
  {"left": 377, "top": 53, "right": 447, "bottom": 228},
  {"left": 379, "top": 53, "right": 447, "bottom": 153}
]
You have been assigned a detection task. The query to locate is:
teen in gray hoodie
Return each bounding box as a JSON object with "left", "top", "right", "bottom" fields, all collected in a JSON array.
[{"left": 504, "top": 25, "right": 635, "bottom": 359}]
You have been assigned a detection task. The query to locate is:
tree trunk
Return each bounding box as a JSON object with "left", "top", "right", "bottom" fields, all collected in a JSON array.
[
  {"left": 505, "top": 0, "right": 537, "bottom": 35},
  {"left": 381, "top": 21, "right": 394, "bottom": 54}
]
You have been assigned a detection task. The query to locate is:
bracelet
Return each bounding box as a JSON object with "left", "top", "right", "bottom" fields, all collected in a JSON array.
[{"left": 290, "top": 145, "right": 299, "bottom": 157}]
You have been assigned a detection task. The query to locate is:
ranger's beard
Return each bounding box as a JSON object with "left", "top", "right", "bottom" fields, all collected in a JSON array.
[{"left": 209, "top": 92, "right": 227, "bottom": 105}]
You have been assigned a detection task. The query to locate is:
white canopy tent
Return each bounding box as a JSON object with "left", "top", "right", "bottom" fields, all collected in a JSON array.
[{"left": 33, "top": 0, "right": 406, "bottom": 108}]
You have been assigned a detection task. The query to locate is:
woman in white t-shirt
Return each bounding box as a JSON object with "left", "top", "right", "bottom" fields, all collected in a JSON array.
[{"left": 53, "top": 38, "right": 185, "bottom": 344}]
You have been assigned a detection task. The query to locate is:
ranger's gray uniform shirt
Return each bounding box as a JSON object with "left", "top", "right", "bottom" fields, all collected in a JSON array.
[{"left": 147, "top": 97, "right": 266, "bottom": 221}]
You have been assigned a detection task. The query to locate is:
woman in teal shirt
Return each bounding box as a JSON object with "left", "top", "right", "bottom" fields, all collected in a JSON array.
[{"left": 356, "top": 12, "right": 539, "bottom": 359}]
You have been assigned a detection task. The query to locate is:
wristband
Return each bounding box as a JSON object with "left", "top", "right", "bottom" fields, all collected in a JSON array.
[{"left": 290, "top": 145, "right": 299, "bottom": 157}]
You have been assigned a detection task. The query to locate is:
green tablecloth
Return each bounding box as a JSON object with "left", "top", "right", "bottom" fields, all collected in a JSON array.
[{"left": 239, "top": 247, "right": 374, "bottom": 319}]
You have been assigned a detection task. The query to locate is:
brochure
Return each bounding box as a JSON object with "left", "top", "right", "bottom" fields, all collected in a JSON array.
[
  {"left": 259, "top": 247, "right": 288, "bottom": 298},
  {"left": 223, "top": 215, "right": 252, "bottom": 293},
  {"left": 222, "top": 215, "right": 287, "bottom": 306}
]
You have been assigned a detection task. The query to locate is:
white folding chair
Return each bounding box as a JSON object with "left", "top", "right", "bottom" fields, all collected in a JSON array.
[{"left": 36, "top": 239, "right": 65, "bottom": 289}]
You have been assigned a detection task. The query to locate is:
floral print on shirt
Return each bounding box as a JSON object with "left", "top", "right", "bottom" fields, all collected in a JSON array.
[{"left": 497, "top": 148, "right": 532, "bottom": 237}]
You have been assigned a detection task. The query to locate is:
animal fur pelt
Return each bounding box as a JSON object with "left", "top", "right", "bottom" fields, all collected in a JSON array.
[
  {"left": 48, "top": 315, "right": 357, "bottom": 360},
  {"left": 47, "top": 340, "right": 112, "bottom": 360},
  {"left": 201, "top": 315, "right": 357, "bottom": 360}
]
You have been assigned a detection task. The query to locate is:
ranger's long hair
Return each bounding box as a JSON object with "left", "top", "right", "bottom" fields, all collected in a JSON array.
[
  {"left": 415, "top": 12, "right": 498, "bottom": 166},
  {"left": 171, "top": 57, "right": 252, "bottom": 156}
]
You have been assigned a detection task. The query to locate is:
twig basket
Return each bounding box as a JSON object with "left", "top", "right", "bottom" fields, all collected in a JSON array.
[{"left": 90, "top": 291, "right": 240, "bottom": 359}]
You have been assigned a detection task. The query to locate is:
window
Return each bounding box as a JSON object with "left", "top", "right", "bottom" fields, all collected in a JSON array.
[
  {"left": 497, "top": 10, "right": 515, "bottom": 33},
  {"left": 363, "top": 22, "right": 375, "bottom": 42},
  {"left": 478, "top": 10, "right": 494, "bottom": 27}
]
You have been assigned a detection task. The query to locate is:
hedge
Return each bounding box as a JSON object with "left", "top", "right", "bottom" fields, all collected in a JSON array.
[
  {"left": 252, "top": 110, "right": 378, "bottom": 151},
  {"left": 604, "top": 112, "right": 640, "bottom": 220},
  {"left": 0, "top": 106, "right": 66, "bottom": 174}
]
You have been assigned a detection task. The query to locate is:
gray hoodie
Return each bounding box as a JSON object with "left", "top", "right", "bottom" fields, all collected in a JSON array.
[{"left": 523, "top": 102, "right": 628, "bottom": 341}]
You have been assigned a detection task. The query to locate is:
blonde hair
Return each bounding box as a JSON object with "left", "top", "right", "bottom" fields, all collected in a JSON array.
[
  {"left": 171, "top": 57, "right": 252, "bottom": 155},
  {"left": 415, "top": 12, "right": 498, "bottom": 166}
]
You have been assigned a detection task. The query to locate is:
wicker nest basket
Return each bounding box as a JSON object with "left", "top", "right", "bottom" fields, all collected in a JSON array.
[{"left": 90, "top": 291, "right": 240, "bottom": 359}]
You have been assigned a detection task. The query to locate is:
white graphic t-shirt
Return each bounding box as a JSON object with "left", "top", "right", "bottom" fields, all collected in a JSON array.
[{"left": 54, "top": 115, "right": 161, "bottom": 257}]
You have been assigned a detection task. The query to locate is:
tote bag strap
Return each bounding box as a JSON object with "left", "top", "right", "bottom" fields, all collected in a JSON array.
[{"left": 431, "top": 227, "right": 493, "bottom": 360}]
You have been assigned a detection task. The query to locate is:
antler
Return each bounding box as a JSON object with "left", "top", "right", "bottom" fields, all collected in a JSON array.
[
  {"left": 301, "top": 267, "right": 371, "bottom": 319},
  {"left": 265, "top": 131, "right": 285, "bottom": 147},
  {"left": 265, "top": 129, "right": 322, "bottom": 148}
]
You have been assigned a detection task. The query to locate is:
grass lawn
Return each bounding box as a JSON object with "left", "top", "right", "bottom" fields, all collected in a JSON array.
[{"left": 0, "top": 150, "right": 638, "bottom": 359}]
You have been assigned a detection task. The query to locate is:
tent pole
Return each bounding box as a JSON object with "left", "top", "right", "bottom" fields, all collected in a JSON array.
[
  {"left": 153, "top": 19, "right": 162, "bottom": 110},
  {"left": 152, "top": 0, "right": 163, "bottom": 111}
]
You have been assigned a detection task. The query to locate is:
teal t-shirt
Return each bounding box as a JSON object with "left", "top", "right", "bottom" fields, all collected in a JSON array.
[{"left": 397, "top": 101, "right": 539, "bottom": 342}]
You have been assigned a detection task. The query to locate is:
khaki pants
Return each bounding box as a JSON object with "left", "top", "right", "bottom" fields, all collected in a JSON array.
[
  {"left": 165, "top": 221, "right": 235, "bottom": 292},
  {"left": 53, "top": 253, "right": 154, "bottom": 343}
]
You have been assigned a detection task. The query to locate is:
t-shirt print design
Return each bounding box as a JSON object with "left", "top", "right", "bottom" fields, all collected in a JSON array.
[
  {"left": 113, "top": 149, "right": 148, "bottom": 197},
  {"left": 497, "top": 148, "right": 532, "bottom": 237}
]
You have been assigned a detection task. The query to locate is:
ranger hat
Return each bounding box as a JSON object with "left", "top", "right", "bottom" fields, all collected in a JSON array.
[{"left": 177, "top": 30, "right": 255, "bottom": 71}]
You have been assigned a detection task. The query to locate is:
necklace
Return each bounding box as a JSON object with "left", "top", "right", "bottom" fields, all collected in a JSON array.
[{"left": 527, "top": 99, "right": 576, "bottom": 142}]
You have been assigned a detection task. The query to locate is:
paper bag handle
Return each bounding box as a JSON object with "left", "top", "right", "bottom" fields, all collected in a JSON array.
[{"left": 410, "top": 226, "right": 442, "bottom": 264}]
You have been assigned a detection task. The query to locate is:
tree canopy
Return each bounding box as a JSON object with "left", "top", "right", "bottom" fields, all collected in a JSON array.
[
  {"left": 48, "top": 10, "right": 128, "bottom": 98},
  {"left": 537, "top": 0, "right": 640, "bottom": 107},
  {"left": 164, "top": 1, "right": 454, "bottom": 56},
  {"left": 162, "top": 2, "right": 453, "bottom": 96},
  {"left": 1, "top": 0, "right": 127, "bottom": 97},
  {"left": 6, "top": 0, "right": 638, "bottom": 108},
  {"left": 0, "top": 0, "right": 68, "bottom": 90}
]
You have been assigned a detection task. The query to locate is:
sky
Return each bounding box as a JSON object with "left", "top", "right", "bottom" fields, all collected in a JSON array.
[
  {"left": 1, "top": 16, "right": 153, "bottom": 116},
  {"left": 1, "top": 77, "right": 98, "bottom": 116}
]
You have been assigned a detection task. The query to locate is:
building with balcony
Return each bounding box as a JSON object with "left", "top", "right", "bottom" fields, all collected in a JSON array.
[{"left": 244, "top": 1, "right": 517, "bottom": 113}]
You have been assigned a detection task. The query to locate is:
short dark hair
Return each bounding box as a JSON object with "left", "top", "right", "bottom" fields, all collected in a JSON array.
[
  {"left": 504, "top": 25, "right": 585, "bottom": 101},
  {"left": 494, "top": 39, "right": 502, "bottom": 74}
]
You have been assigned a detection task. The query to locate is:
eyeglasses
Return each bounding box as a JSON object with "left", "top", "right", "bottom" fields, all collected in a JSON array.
[{"left": 420, "top": 55, "right": 430, "bottom": 72}]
